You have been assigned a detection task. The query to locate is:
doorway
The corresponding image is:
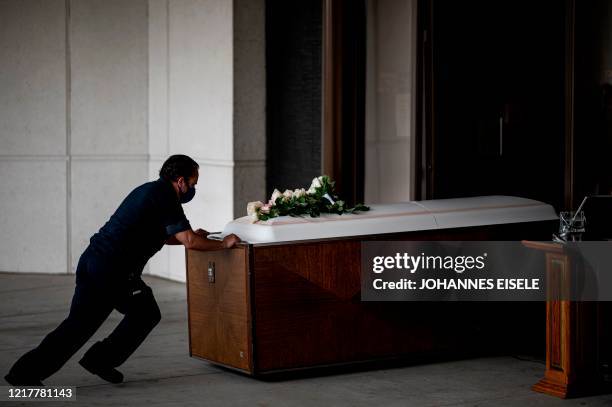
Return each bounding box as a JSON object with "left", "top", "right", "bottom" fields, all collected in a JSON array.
[{"left": 421, "top": 0, "right": 567, "bottom": 210}]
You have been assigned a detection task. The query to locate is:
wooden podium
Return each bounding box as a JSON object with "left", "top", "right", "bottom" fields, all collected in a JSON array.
[{"left": 522, "top": 241, "right": 604, "bottom": 398}]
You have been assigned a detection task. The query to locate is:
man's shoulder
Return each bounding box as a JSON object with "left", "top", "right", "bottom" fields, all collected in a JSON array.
[
  {"left": 131, "top": 178, "right": 179, "bottom": 207},
  {"left": 116, "top": 179, "right": 163, "bottom": 209},
  {"left": 130, "top": 178, "right": 167, "bottom": 197}
]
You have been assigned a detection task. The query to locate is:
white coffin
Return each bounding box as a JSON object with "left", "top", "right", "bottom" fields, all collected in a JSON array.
[{"left": 208, "top": 195, "right": 558, "bottom": 244}]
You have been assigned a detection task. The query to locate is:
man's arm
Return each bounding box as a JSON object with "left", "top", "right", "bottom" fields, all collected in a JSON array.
[
  {"left": 173, "top": 229, "right": 241, "bottom": 250},
  {"left": 166, "top": 228, "right": 207, "bottom": 245},
  {"left": 165, "top": 235, "right": 182, "bottom": 245}
]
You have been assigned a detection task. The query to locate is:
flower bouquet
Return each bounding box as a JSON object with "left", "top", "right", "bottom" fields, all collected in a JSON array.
[{"left": 246, "top": 175, "right": 370, "bottom": 222}]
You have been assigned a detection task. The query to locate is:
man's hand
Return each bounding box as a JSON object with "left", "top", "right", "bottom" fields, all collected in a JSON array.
[
  {"left": 174, "top": 230, "right": 241, "bottom": 251},
  {"left": 166, "top": 228, "right": 207, "bottom": 245},
  {"left": 222, "top": 233, "right": 241, "bottom": 249},
  {"left": 194, "top": 228, "right": 209, "bottom": 237}
]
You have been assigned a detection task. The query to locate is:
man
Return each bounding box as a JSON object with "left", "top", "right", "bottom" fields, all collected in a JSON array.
[{"left": 5, "top": 154, "right": 240, "bottom": 386}]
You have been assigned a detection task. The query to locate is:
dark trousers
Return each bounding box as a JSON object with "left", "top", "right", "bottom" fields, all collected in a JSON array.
[{"left": 7, "top": 248, "right": 161, "bottom": 381}]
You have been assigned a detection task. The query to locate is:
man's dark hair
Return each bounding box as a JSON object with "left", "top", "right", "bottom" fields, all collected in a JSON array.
[{"left": 159, "top": 155, "right": 199, "bottom": 182}]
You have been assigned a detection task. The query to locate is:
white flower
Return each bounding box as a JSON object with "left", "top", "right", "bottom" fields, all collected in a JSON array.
[
  {"left": 247, "top": 201, "right": 263, "bottom": 216},
  {"left": 311, "top": 176, "right": 322, "bottom": 189},
  {"left": 307, "top": 177, "right": 322, "bottom": 194},
  {"left": 260, "top": 204, "right": 271, "bottom": 214},
  {"left": 270, "top": 189, "right": 283, "bottom": 204},
  {"left": 282, "top": 189, "right": 294, "bottom": 200},
  {"left": 249, "top": 212, "right": 259, "bottom": 223},
  {"left": 293, "top": 188, "right": 306, "bottom": 198}
]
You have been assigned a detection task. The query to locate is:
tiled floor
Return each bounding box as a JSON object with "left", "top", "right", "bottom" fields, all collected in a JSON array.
[{"left": 1, "top": 272, "right": 611, "bottom": 407}]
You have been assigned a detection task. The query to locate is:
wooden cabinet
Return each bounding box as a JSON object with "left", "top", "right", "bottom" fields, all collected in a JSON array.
[
  {"left": 186, "top": 222, "right": 554, "bottom": 376},
  {"left": 186, "top": 246, "right": 252, "bottom": 372}
]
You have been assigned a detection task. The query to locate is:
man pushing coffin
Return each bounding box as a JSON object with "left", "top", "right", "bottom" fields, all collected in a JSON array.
[{"left": 5, "top": 155, "right": 241, "bottom": 386}]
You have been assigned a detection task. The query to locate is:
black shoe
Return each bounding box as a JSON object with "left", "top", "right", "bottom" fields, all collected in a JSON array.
[
  {"left": 4, "top": 372, "right": 44, "bottom": 386},
  {"left": 78, "top": 358, "right": 124, "bottom": 384}
]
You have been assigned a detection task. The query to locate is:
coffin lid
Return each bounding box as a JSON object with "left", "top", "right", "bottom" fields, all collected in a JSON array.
[{"left": 209, "top": 195, "right": 558, "bottom": 244}]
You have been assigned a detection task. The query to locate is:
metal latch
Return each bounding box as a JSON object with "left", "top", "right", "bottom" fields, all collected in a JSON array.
[{"left": 207, "top": 261, "right": 215, "bottom": 283}]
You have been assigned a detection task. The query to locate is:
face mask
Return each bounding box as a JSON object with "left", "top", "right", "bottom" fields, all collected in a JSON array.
[{"left": 179, "top": 183, "right": 196, "bottom": 204}]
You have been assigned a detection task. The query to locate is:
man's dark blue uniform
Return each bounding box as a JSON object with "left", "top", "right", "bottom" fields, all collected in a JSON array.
[{"left": 6, "top": 177, "right": 192, "bottom": 383}]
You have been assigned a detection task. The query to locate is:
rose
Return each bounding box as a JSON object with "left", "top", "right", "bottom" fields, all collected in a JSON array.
[
  {"left": 311, "top": 176, "right": 322, "bottom": 188},
  {"left": 282, "top": 189, "right": 294, "bottom": 200},
  {"left": 307, "top": 176, "right": 322, "bottom": 194},
  {"left": 244, "top": 175, "right": 369, "bottom": 221},
  {"left": 247, "top": 201, "right": 264, "bottom": 223},
  {"left": 247, "top": 201, "right": 263, "bottom": 216},
  {"left": 270, "top": 189, "right": 283, "bottom": 204},
  {"left": 293, "top": 188, "right": 306, "bottom": 198}
]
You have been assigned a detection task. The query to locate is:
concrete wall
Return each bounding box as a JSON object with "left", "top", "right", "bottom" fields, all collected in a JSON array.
[
  {"left": 148, "top": 0, "right": 266, "bottom": 282},
  {"left": 1, "top": 0, "right": 265, "bottom": 282},
  {"left": 148, "top": 0, "right": 236, "bottom": 282},
  {"left": 0, "top": 0, "right": 68, "bottom": 274},
  {"left": 70, "top": 0, "right": 149, "bottom": 271},
  {"left": 0, "top": 0, "right": 148, "bottom": 275}
]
